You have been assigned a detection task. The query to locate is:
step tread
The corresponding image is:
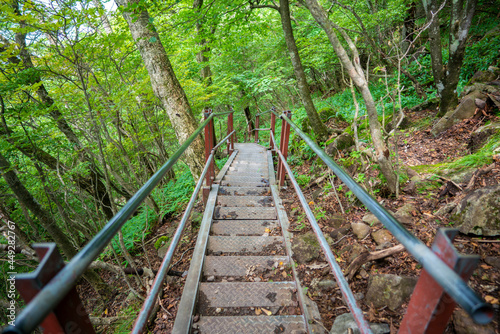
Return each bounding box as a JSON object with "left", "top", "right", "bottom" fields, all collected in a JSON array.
[
  {"left": 211, "top": 220, "right": 279, "bottom": 236},
  {"left": 214, "top": 207, "right": 277, "bottom": 220},
  {"left": 222, "top": 175, "right": 270, "bottom": 183},
  {"left": 204, "top": 255, "right": 289, "bottom": 276},
  {"left": 218, "top": 187, "right": 271, "bottom": 196},
  {"left": 216, "top": 196, "right": 274, "bottom": 208},
  {"left": 195, "top": 315, "right": 306, "bottom": 334},
  {"left": 208, "top": 236, "right": 284, "bottom": 253},
  {"left": 199, "top": 281, "right": 297, "bottom": 308}
]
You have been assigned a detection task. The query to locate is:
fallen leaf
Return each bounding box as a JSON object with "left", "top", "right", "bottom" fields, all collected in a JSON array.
[
  {"left": 485, "top": 296, "right": 499, "bottom": 304},
  {"left": 481, "top": 264, "right": 492, "bottom": 270},
  {"left": 265, "top": 228, "right": 271, "bottom": 233},
  {"left": 255, "top": 308, "right": 262, "bottom": 315},
  {"left": 262, "top": 308, "right": 273, "bottom": 316}
]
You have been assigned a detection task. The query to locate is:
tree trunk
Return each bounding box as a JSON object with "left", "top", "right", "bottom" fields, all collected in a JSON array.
[
  {"left": 0, "top": 152, "right": 110, "bottom": 295},
  {"left": 243, "top": 106, "right": 255, "bottom": 141},
  {"left": 278, "top": 0, "right": 329, "bottom": 140},
  {"left": 303, "top": 0, "right": 398, "bottom": 193},
  {"left": 193, "top": 0, "right": 213, "bottom": 85},
  {"left": 115, "top": 0, "right": 205, "bottom": 181},
  {"left": 423, "top": 0, "right": 478, "bottom": 116}
]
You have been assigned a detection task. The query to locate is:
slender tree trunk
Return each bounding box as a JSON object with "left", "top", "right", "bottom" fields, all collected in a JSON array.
[
  {"left": 278, "top": 0, "right": 329, "bottom": 140},
  {"left": 115, "top": 0, "right": 205, "bottom": 181},
  {"left": 423, "top": 0, "right": 477, "bottom": 116},
  {"left": 303, "top": 0, "right": 398, "bottom": 193},
  {"left": 193, "top": 0, "right": 213, "bottom": 86},
  {"left": 0, "top": 152, "right": 110, "bottom": 295}
]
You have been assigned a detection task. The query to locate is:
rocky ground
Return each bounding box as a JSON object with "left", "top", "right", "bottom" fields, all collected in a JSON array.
[{"left": 283, "top": 106, "right": 500, "bottom": 334}]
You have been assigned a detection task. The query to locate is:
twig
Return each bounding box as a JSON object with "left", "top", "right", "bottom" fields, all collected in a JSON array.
[
  {"left": 346, "top": 244, "right": 405, "bottom": 280},
  {"left": 329, "top": 173, "right": 345, "bottom": 214}
]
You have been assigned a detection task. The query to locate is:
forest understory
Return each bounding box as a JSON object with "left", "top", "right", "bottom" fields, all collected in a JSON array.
[{"left": 75, "top": 107, "right": 500, "bottom": 334}]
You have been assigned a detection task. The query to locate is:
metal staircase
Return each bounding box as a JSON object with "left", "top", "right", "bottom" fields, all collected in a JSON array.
[{"left": 173, "top": 143, "right": 311, "bottom": 334}]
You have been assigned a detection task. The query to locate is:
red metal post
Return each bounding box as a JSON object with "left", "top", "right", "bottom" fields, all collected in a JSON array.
[
  {"left": 269, "top": 108, "right": 276, "bottom": 153},
  {"left": 277, "top": 112, "right": 286, "bottom": 183},
  {"left": 399, "top": 229, "right": 481, "bottom": 334},
  {"left": 15, "top": 244, "right": 96, "bottom": 334},
  {"left": 255, "top": 114, "right": 260, "bottom": 143},
  {"left": 278, "top": 111, "right": 292, "bottom": 187},
  {"left": 228, "top": 110, "right": 234, "bottom": 155}
]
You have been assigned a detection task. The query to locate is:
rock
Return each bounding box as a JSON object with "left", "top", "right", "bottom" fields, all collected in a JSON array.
[
  {"left": 451, "top": 183, "right": 500, "bottom": 236},
  {"left": 452, "top": 308, "right": 496, "bottom": 334},
  {"left": 365, "top": 274, "right": 418, "bottom": 311},
  {"left": 354, "top": 292, "right": 365, "bottom": 301},
  {"left": 468, "top": 122, "right": 500, "bottom": 153},
  {"left": 461, "top": 82, "right": 500, "bottom": 97},
  {"left": 126, "top": 291, "right": 139, "bottom": 303},
  {"left": 190, "top": 211, "right": 204, "bottom": 226},
  {"left": 442, "top": 168, "right": 478, "bottom": 184},
  {"left": 485, "top": 256, "right": 500, "bottom": 270},
  {"left": 372, "top": 229, "right": 393, "bottom": 245},
  {"left": 469, "top": 70, "right": 497, "bottom": 85},
  {"left": 206, "top": 275, "right": 215, "bottom": 282},
  {"left": 330, "top": 313, "right": 390, "bottom": 334},
  {"left": 349, "top": 244, "right": 365, "bottom": 262},
  {"left": 351, "top": 222, "right": 371, "bottom": 239},
  {"left": 330, "top": 214, "right": 346, "bottom": 229},
  {"left": 431, "top": 90, "right": 487, "bottom": 136},
  {"left": 330, "top": 226, "right": 350, "bottom": 241},
  {"left": 292, "top": 232, "right": 320, "bottom": 263},
  {"left": 318, "top": 280, "right": 338, "bottom": 290},
  {"left": 435, "top": 202, "right": 457, "bottom": 217},
  {"left": 158, "top": 244, "right": 170, "bottom": 258},
  {"left": 394, "top": 203, "right": 417, "bottom": 225},
  {"left": 325, "top": 133, "right": 355, "bottom": 156},
  {"left": 375, "top": 242, "right": 392, "bottom": 251}
]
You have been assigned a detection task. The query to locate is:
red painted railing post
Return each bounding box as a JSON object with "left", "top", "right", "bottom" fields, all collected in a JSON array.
[
  {"left": 228, "top": 107, "right": 234, "bottom": 155},
  {"left": 15, "top": 244, "right": 96, "bottom": 334},
  {"left": 399, "top": 229, "right": 482, "bottom": 334},
  {"left": 203, "top": 108, "right": 213, "bottom": 204},
  {"left": 278, "top": 111, "right": 292, "bottom": 187},
  {"left": 255, "top": 114, "right": 260, "bottom": 143},
  {"left": 269, "top": 107, "right": 276, "bottom": 154}
]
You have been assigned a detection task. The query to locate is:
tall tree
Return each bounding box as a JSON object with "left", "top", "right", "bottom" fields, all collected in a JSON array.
[
  {"left": 301, "top": 0, "right": 398, "bottom": 193},
  {"left": 115, "top": 0, "right": 206, "bottom": 180},
  {"left": 423, "top": 0, "right": 478, "bottom": 116},
  {"left": 250, "top": 0, "right": 329, "bottom": 140}
]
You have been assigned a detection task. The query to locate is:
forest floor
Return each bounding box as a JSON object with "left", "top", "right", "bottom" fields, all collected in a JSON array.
[{"left": 78, "top": 108, "right": 499, "bottom": 333}]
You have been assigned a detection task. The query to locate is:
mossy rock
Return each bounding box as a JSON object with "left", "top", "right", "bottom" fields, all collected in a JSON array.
[
  {"left": 154, "top": 236, "right": 170, "bottom": 250},
  {"left": 318, "top": 107, "right": 335, "bottom": 122}
]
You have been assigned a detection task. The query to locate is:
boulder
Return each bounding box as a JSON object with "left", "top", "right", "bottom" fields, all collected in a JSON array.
[
  {"left": 485, "top": 256, "right": 500, "bottom": 270},
  {"left": 452, "top": 309, "right": 496, "bottom": 334},
  {"left": 365, "top": 274, "right": 417, "bottom": 311},
  {"left": 292, "top": 232, "right": 320, "bottom": 263},
  {"left": 349, "top": 243, "right": 365, "bottom": 262},
  {"left": 325, "top": 133, "right": 355, "bottom": 156},
  {"left": 469, "top": 70, "right": 497, "bottom": 84},
  {"left": 330, "top": 313, "right": 390, "bottom": 334},
  {"left": 330, "top": 226, "right": 350, "bottom": 241},
  {"left": 351, "top": 222, "right": 371, "bottom": 239},
  {"left": 431, "top": 90, "right": 487, "bottom": 136},
  {"left": 394, "top": 203, "right": 417, "bottom": 225},
  {"left": 451, "top": 183, "right": 500, "bottom": 236},
  {"left": 371, "top": 229, "right": 393, "bottom": 245},
  {"left": 468, "top": 122, "right": 500, "bottom": 153}
]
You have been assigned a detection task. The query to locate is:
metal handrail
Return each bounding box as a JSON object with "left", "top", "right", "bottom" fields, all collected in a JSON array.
[
  {"left": 269, "top": 132, "right": 373, "bottom": 333},
  {"left": 132, "top": 129, "right": 235, "bottom": 333},
  {"left": 4, "top": 112, "right": 232, "bottom": 334},
  {"left": 271, "top": 110, "right": 493, "bottom": 325}
]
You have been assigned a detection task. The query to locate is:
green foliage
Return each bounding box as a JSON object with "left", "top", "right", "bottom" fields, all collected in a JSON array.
[
  {"left": 295, "top": 173, "right": 311, "bottom": 187},
  {"left": 154, "top": 236, "right": 170, "bottom": 250}
]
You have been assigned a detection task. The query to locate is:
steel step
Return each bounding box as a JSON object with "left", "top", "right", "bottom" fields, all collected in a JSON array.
[
  {"left": 222, "top": 175, "right": 269, "bottom": 184},
  {"left": 204, "top": 256, "right": 289, "bottom": 277},
  {"left": 195, "top": 315, "right": 306, "bottom": 334},
  {"left": 198, "top": 282, "right": 297, "bottom": 308},
  {"left": 218, "top": 187, "right": 271, "bottom": 196},
  {"left": 219, "top": 181, "right": 270, "bottom": 187},
  {"left": 214, "top": 207, "right": 277, "bottom": 220},
  {"left": 216, "top": 196, "right": 274, "bottom": 207},
  {"left": 225, "top": 171, "right": 269, "bottom": 177},
  {"left": 207, "top": 236, "right": 284, "bottom": 254},
  {"left": 228, "top": 166, "right": 269, "bottom": 172},
  {"left": 211, "top": 220, "right": 279, "bottom": 236}
]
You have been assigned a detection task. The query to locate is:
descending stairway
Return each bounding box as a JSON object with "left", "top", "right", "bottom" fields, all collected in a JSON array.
[{"left": 172, "top": 143, "right": 312, "bottom": 334}]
